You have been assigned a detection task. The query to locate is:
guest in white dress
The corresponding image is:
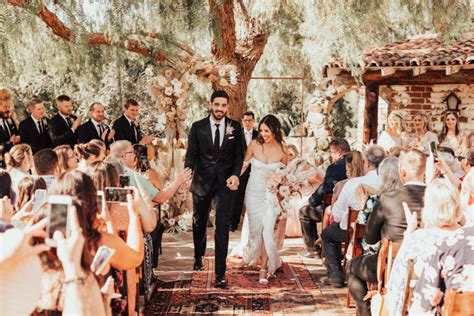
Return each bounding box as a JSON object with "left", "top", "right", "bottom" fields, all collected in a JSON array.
[
  {"left": 5, "top": 144, "right": 33, "bottom": 196},
  {"left": 438, "top": 111, "right": 468, "bottom": 158},
  {"left": 378, "top": 111, "right": 410, "bottom": 151},
  {"left": 74, "top": 141, "right": 105, "bottom": 172},
  {"left": 411, "top": 111, "right": 438, "bottom": 152},
  {"left": 54, "top": 145, "right": 78, "bottom": 174}
]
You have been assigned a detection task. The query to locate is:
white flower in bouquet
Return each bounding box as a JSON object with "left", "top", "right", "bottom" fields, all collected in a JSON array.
[
  {"left": 157, "top": 76, "right": 168, "bottom": 87},
  {"left": 275, "top": 166, "right": 288, "bottom": 177},
  {"left": 188, "top": 74, "right": 198, "bottom": 84},
  {"left": 278, "top": 185, "right": 291, "bottom": 198},
  {"left": 218, "top": 68, "right": 226, "bottom": 77},
  {"left": 161, "top": 202, "right": 170, "bottom": 211},
  {"left": 154, "top": 113, "right": 167, "bottom": 131},
  {"left": 178, "top": 218, "right": 187, "bottom": 230},
  {"left": 168, "top": 218, "right": 176, "bottom": 226},
  {"left": 173, "top": 85, "right": 182, "bottom": 96},
  {"left": 164, "top": 86, "right": 173, "bottom": 96}
]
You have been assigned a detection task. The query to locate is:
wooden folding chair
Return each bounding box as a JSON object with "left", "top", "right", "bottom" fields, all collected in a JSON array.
[
  {"left": 442, "top": 288, "right": 474, "bottom": 316},
  {"left": 401, "top": 259, "right": 419, "bottom": 315}
]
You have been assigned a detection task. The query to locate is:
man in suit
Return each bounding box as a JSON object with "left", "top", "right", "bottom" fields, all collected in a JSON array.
[
  {"left": 347, "top": 148, "right": 426, "bottom": 316},
  {"left": 18, "top": 98, "right": 53, "bottom": 154},
  {"left": 229, "top": 110, "right": 257, "bottom": 231},
  {"left": 0, "top": 93, "right": 20, "bottom": 155},
  {"left": 185, "top": 90, "right": 244, "bottom": 288},
  {"left": 48, "top": 95, "right": 82, "bottom": 148},
  {"left": 77, "top": 102, "right": 116, "bottom": 145},
  {"left": 299, "top": 138, "right": 350, "bottom": 258},
  {"left": 113, "top": 99, "right": 153, "bottom": 145}
]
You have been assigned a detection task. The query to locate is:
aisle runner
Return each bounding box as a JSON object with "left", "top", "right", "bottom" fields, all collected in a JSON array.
[{"left": 145, "top": 257, "right": 348, "bottom": 315}]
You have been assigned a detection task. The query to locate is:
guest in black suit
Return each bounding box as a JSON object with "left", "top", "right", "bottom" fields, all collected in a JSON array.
[
  {"left": 230, "top": 110, "right": 258, "bottom": 231},
  {"left": 48, "top": 95, "right": 82, "bottom": 148},
  {"left": 113, "top": 99, "right": 153, "bottom": 145},
  {"left": 299, "top": 138, "right": 350, "bottom": 258},
  {"left": 18, "top": 99, "right": 53, "bottom": 154},
  {"left": 347, "top": 148, "right": 426, "bottom": 316},
  {"left": 185, "top": 90, "right": 244, "bottom": 288},
  {"left": 0, "top": 94, "right": 20, "bottom": 156},
  {"left": 77, "top": 102, "right": 115, "bottom": 145}
]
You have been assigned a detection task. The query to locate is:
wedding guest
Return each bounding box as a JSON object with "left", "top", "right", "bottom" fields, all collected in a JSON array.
[
  {"left": 48, "top": 95, "right": 82, "bottom": 147},
  {"left": 54, "top": 145, "right": 78, "bottom": 174},
  {"left": 320, "top": 145, "right": 385, "bottom": 288},
  {"left": 0, "top": 91, "right": 20, "bottom": 154},
  {"left": 411, "top": 111, "right": 438, "bottom": 152},
  {"left": 230, "top": 111, "right": 257, "bottom": 231},
  {"left": 386, "top": 178, "right": 462, "bottom": 316},
  {"left": 378, "top": 111, "right": 410, "bottom": 151},
  {"left": 299, "top": 138, "right": 350, "bottom": 258},
  {"left": 347, "top": 149, "right": 426, "bottom": 316},
  {"left": 18, "top": 98, "right": 52, "bottom": 154},
  {"left": 113, "top": 99, "right": 153, "bottom": 145},
  {"left": 133, "top": 144, "right": 162, "bottom": 190},
  {"left": 77, "top": 102, "right": 115, "bottom": 145},
  {"left": 15, "top": 176, "right": 47, "bottom": 211},
  {"left": 0, "top": 169, "right": 13, "bottom": 201},
  {"left": 4, "top": 144, "right": 33, "bottom": 194},
  {"left": 438, "top": 110, "right": 468, "bottom": 157},
  {"left": 33, "top": 149, "right": 59, "bottom": 187},
  {"left": 74, "top": 141, "right": 104, "bottom": 171}
]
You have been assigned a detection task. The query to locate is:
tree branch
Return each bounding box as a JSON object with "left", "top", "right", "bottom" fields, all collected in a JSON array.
[{"left": 209, "top": 0, "right": 237, "bottom": 61}]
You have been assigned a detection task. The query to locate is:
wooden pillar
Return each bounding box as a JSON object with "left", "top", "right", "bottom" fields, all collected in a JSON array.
[{"left": 363, "top": 84, "right": 379, "bottom": 144}]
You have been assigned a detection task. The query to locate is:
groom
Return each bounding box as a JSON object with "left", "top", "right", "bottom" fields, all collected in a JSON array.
[{"left": 185, "top": 90, "right": 244, "bottom": 288}]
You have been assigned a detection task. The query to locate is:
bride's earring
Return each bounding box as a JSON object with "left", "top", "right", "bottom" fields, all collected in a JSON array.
[{"left": 259, "top": 269, "right": 268, "bottom": 284}]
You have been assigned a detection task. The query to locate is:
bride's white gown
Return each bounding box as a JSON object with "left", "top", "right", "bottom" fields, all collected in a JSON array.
[{"left": 242, "top": 158, "right": 283, "bottom": 274}]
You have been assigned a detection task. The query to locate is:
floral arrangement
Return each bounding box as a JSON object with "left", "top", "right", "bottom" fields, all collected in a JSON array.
[
  {"left": 266, "top": 158, "right": 317, "bottom": 218},
  {"left": 160, "top": 185, "right": 192, "bottom": 233}
]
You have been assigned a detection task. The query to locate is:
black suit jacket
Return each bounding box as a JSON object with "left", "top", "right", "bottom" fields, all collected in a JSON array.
[
  {"left": 0, "top": 118, "right": 19, "bottom": 153},
  {"left": 241, "top": 128, "right": 258, "bottom": 178},
  {"left": 48, "top": 113, "right": 78, "bottom": 147},
  {"left": 309, "top": 157, "right": 347, "bottom": 207},
  {"left": 77, "top": 119, "right": 113, "bottom": 145},
  {"left": 364, "top": 184, "right": 426, "bottom": 244},
  {"left": 185, "top": 116, "right": 244, "bottom": 197},
  {"left": 18, "top": 116, "right": 53, "bottom": 153},
  {"left": 113, "top": 115, "right": 142, "bottom": 144}
]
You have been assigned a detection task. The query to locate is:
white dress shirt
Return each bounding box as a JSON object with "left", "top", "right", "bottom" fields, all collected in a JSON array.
[
  {"left": 244, "top": 129, "right": 253, "bottom": 146},
  {"left": 332, "top": 169, "right": 380, "bottom": 230},
  {"left": 209, "top": 116, "right": 225, "bottom": 146},
  {"left": 91, "top": 118, "right": 103, "bottom": 136}
]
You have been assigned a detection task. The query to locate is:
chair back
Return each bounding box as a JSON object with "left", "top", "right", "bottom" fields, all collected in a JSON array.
[
  {"left": 376, "top": 239, "right": 402, "bottom": 290},
  {"left": 442, "top": 288, "right": 474, "bottom": 316}
]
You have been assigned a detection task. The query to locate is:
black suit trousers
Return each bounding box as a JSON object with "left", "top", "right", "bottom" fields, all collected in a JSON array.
[
  {"left": 192, "top": 177, "right": 235, "bottom": 277},
  {"left": 347, "top": 254, "right": 378, "bottom": 316}
]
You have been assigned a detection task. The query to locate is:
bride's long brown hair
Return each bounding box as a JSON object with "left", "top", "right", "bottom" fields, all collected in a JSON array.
[{"left": 256, "top": 114, "right": 286, "bottom": 152}]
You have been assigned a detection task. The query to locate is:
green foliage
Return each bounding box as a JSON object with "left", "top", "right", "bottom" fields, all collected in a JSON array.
[
  {"left": 328, "top": 98, "right": 355, "bottom": 139},
  {"left": 270, "top": 88, "right": 301, "bottom": 136}
]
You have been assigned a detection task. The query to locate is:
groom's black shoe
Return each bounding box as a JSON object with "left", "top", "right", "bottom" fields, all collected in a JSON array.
[
  {"left": 193, "top": 257, "right": 204, "bottom": 271},
  {"left": 215, "top": 275, "right": 227, "bottom": 288}
]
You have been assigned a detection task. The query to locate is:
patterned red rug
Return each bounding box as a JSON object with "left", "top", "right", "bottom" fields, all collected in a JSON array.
[{"left": 145, "top": 257, "right": 349, "bottom": 315}]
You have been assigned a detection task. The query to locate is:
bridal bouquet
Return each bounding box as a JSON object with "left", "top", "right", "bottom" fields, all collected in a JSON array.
[{"left": 266, "top": 159, "right": 317, "bottom": 218}]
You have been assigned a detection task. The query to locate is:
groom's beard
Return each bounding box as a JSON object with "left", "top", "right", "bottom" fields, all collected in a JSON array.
[{"left": 211, "top": 110, "right": 226, "bottom": 120}]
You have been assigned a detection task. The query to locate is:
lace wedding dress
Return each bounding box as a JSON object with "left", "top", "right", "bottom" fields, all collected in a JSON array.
[{"left": 242, "top": 158, "right": 283, "bottom": 274}]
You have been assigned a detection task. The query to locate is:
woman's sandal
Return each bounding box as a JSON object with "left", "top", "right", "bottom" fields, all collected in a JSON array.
[{"left": 259, "top": 269, "right": 269, "bottom": 284}]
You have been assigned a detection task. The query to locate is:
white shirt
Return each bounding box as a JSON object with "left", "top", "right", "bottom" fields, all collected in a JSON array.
[
  {"left": 1, "top": 119, "right": 11, "bottom": 136},
  {"left": 244, "top": 129, "right": 253, "bottom": 146},
  {"left": 9, "top": 168, "right": 28, "bottom": 195},
  {"left": 91, "top": 118, "right": 103, "bottom": 136},
  {"left": 332, "top": 169, "right": 380, "bottom": 230},
  {"left": 209, "top": 116, "right": 225, "bottom": 146}
]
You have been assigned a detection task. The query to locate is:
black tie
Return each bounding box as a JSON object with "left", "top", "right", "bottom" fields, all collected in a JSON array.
[
  {"left": 37, "top": 120, "right": 43, "bottom": 135},
  {"left": 2, "top": 119, "right": 10, "bottom": 137},
  {"left": 98, "top": 124, "right": 103, "bottom": 136},
  {"left": 131, "top": 121, "right": 137, "bottom": 142},
  {"left": 66, "top": 117, "right": 72, "bottom": 127},
  {"left": 214, "top": 123, "right": 220, "bottom": 157}
]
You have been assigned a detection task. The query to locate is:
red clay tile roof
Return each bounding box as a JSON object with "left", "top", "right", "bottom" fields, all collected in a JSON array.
[{"left": 323, "top": 32, "right": 474, "bottom": 75}]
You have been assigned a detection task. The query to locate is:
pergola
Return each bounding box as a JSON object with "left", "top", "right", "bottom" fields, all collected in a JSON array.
[{"left": 321, "top": 32, "right": 474, "bottom": 144}]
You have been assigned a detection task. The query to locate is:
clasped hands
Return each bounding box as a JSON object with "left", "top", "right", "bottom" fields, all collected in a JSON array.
[{"left": 226, "top": 175, "right": 239, "bottom": 191}]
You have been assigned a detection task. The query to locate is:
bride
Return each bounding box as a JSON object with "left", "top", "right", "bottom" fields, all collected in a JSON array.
[{"left": 240, "top": 114, "right": 288, "bottom": 284}]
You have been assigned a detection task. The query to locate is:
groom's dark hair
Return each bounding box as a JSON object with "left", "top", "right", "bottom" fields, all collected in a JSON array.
[{"left": 211, "top": 90, "right": 229, "bottom": 102}]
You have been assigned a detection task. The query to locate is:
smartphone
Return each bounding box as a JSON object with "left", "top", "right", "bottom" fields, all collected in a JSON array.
[
  {"left": 119, "top": 175, "right": 130, "bottom": 188},
  {"left": 104, "top": 187, "right": 134, "bottom": 203},
  {"left": 97, "top": 190, "right": 104, "bottom": 210},
  {"left": 46, "top": 195, "right": 72, "bottom": 247},
  {"left": 430, "top": 141, "right": 438, "bottom": 159},
  {"left": 31, "top": 189, "right": 47, "bottom": 213},
  {"left": 90, "top": 245, "right": 116, "bottom": 275},
  {"left": 139, "top": 156, "right": 150, "bottom": 172}
]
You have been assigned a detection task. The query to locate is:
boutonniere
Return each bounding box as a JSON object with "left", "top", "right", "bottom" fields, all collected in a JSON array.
[{"left": 226, "top": 125, "right": 235, "bottom": 136}]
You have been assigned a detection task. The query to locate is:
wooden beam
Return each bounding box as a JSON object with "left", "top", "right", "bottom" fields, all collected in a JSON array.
[
  {"left": 363, "top": 84, "right": 379, "bottom": 144},
  {"left": 381, "top": 67, "right": 396, "bottom": 76},
  {"left": 413, "top": 67, "right": 427, "bottom": 76},
  {"left": 363, "top": 69, "right": 474, "bottom": 85}
]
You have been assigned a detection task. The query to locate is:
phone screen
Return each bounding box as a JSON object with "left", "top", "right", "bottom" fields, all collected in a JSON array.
[
  {"left": 97, "top": 191, "right": 104, "bottom": 209},
  {"left": 32, "top": 190, "right": 46, "bottom": 213},
  {"left": 430, "top": 141, "right": 438, "bottom": 158},
  {"left": 48, "top": 203, "right": 69, "bottom": 239},
  {"left": 105, "top": 187, "right": 133, "bottom": 203},
  {"left": 91, "top": 246, "right": 115, "bottom": 274}
]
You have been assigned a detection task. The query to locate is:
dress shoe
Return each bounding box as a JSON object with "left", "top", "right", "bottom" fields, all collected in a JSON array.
[
  {"left": 193, "top": 257, "right": 204, "bottom": 271},
  {"left": 229, "top": 225, "right": 237, "bottom": 232},
  {"left": 215, "top": 275, "right": 227, "bottom": 288},
  {"left": 300, "top": 251, "right": 317, "bottom": 258},
  {"left": 320, "top": 276, "right": 344, "bottom": 288}
]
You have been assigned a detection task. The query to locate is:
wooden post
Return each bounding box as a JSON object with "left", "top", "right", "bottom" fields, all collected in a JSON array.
[{"left": 363, "top": 84, "right": 379, "bottom": 144}]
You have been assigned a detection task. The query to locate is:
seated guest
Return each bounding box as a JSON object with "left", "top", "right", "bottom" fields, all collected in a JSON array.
[
  {"left": 18, "top": 98, "right": 52, "bottom": 154},
  {"left": 109, "top": 140, "right": 192, "bottom": 205},
  {"left": 133, "top": 144, "right": 162, "bottom": 189},
  {"left": 4, "top": 144, "right": 33, "bottom": 194},
  {"left": 438, "top": 111, "right": 468, "bottom": 158},
  {"left": 320, "top": 145, "right": 385, "bottom": 287},
  {"left": 347, "top": 148, "right": 426, "bottom": 316},
  {"left": 15, "top": 176, "right": 47, "bottom": 210},
  {"left": 53, "top": 145, "right": 78, "bottom": 174},
  {"left": 113, "top": 99, "right": 153, "bottom": 145},
  {"left": 33, "top": 149, "right": 59, "bottom": 187},
  {"left": 48, "top": 95, "right": 82, "bottom": 148},
  {"left": 77, "top": 102, "right": 115, "bottom": 145},
  {"left": 74, "top": 141, "right": 104, "bottom": 171},
  {"left": 299, "top": 138, "right": 350, "bottom": 258},
  {"left": 0, "top": 92, "right": 20, "bottom": 154},
  {"left": 386, "top": 178, "right": 462, "bottom": 316}
]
